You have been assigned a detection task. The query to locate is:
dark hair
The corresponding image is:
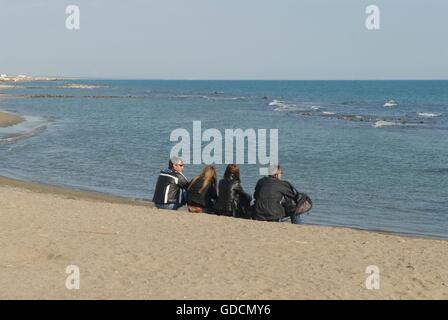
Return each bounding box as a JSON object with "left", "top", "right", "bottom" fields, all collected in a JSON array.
[{"left": 224, "top": 164, "right": 240, "bottom": 182}]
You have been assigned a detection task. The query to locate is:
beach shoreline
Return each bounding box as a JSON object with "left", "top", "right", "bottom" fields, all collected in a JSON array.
[
  {"left": 0, "top": 176, "right": 447, "bottom": 299},
  {"left": 0, "top": 174, "right": 445, "bottom": 241},
  {"left": 0, "top": 111, "right": 24, "bottom": 128},
  {"left": 0, "top": 175, "right": 152, "bottom": 207},
  {"left": 0, "top": 175, "right": 448, "bottom": 241}
]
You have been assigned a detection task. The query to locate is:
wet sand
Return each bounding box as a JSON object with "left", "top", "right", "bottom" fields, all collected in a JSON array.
[
  {"left": 0, "top": 111, "right": 23, "bottom": 127},
  {"left": 0, "top": 177, "right": 447, "bottom": 299}
]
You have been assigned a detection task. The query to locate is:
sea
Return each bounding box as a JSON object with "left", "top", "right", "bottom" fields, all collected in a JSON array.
[{"left": 1, "top": 80, "right": 447, "bottom": 238}]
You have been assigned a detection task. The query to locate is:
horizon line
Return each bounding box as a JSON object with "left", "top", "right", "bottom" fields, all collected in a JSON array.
[{"left": 2, "top": 74, "right": 448, "bottom": 81}]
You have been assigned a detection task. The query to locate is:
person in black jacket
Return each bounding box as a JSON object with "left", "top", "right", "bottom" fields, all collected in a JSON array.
[
  {"left": 253, "top": 164, "right": 302, "bottom": 224},
  {"left": 153, "top": 157, "right": 189, "bottom": 210},
  {"left": 186, "top": 165, "right": 218, "bottom": 213},
  {"left": 214, "top": 164, "right": 252, "bottom": 218}
]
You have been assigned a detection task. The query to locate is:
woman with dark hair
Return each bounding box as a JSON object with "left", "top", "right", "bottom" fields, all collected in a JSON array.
[
  {"left": 186, "top": 165, "right": 218, "bottom": 213},
  {"left": 214, "top": 164, "right": 252, "bottom": 218}
]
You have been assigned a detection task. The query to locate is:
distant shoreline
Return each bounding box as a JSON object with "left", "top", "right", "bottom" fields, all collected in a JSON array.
[
  {"left": 0, "top": 76, "right": 74, "bottom": 83},
  {"left": 1, "top": 77, "right": 448, "bottom": 82}
]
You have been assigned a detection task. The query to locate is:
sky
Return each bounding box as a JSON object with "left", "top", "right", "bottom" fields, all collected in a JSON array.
[{"left": 0, "top": 0, "right": 447, "bottom": 80}]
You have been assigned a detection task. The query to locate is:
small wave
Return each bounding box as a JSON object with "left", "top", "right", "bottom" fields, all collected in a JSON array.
[
  {"left": 0, "top": 84, "right": 22, "bottom": 89},
  {"left": 57, "top": 84, "right": 107, "bottom": 89},
  {"left": 268, "top": 100, "right": 300, "bottom": 111},
  {"left": 159, "top": 93, "right": 246, "bottom": 101},
  {"left": 322, "top": 111, "right": 336, "bottom": 116},
  {"left": 164, "top": 94, "right": 206, "bottom": 100},
  {"left": 174, "top": 94, "right": 202, "bottom": 99},
  {"left": 202, "top": 95, "right": 246, "bottom": 101},
  {"left": 0, "top": 125, "right": 47, "bottom": 144},
  {"left": 383, "top": 100, "right": 398, "bottom": 107},
  {"left": 270, "top": 100, "right": 329, "bottom": 113},
  {"left": 0, "top": 115, "right": 48, "bottom": 145},
  {"left": 269, "top": 99, "right": 286, "bottom": 107},
  {"left": 373, "top": 120, "right": 400, "bottom": 128},
  {"left": 417, "top": 112, "right": 441, "bottom": 118}
]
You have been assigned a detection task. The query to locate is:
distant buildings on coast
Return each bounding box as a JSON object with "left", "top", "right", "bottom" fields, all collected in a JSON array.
[{"left": 0, "top": 73, "right": 65, "bottom": 82}]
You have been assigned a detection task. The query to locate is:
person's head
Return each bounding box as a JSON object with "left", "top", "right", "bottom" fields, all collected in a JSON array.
[
  {"left": 189, "top": 165, "right": 217, "bottom": 193},
  {"left": 169, "top": 156, "right": 184, "bottom": 173},
  {"left": 268, "top": 164, "right": 282, "bottom": 179},
  {"left": 224, "top": 164, "right": 240, "bottom": 182}
]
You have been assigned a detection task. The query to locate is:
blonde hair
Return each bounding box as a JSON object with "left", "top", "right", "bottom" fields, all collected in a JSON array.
[{"left": 188, "top": 165, "right": 217, "bottom": 193}]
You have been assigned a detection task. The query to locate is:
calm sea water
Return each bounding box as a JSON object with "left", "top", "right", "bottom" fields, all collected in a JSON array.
[{"left": 1, "top": 80, "right": 447, "bottom": 238}]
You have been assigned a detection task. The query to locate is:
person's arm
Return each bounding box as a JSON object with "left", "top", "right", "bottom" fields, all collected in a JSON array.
[
  {"left": 253, "top": 180, "right": 260, "bottom": 201},
  {"left": 280, "top": 180, "right": 298, "bottom": 200},
  {"left": 177, "top": 174, "right": 190, "bottom": 190},
  {"left": 235, "top": 182, "right": 252, "bottom": 202},
  {"left": 209, "top": 182, "right": 218, "bottom": 200}
]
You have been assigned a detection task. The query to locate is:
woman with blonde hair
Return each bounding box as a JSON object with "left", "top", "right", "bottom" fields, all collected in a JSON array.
[{"left": 186, "top": 165, "right": 218, "bottom": 213}]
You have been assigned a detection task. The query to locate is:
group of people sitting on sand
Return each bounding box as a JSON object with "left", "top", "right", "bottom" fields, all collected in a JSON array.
[{"left": 152, "top": 156, "right": 312, "bottom": 224}]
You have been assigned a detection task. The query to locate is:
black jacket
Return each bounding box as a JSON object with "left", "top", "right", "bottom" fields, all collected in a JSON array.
[
  {"left": 152, "top": 168, "right": 189, "bottom": 205},
  {"left": 214, "top": 175, "right": 252, "bottom": 217},
  {"left": 186, "top": 177, "right": 218, "bottom": 210},
  {"left": 253, "top": 176, "right": 297, "bottom": 221}
]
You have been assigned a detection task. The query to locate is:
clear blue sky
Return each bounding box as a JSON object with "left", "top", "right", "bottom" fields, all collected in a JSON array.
[{"left": 0, "top": 0, "right": 447, "bottom": 80}]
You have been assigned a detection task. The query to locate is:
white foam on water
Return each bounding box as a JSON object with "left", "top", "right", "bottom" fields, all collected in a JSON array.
[
  {"left": 59, "top": 84, "right": 106, "bottom": 89},
  {"left": 0, "top": 114, "right": 48, "bottom": 144},
  {"left": 417, "top": 112, "right": 441, "bottom": 118},
  {"left": 322, "top": 111, "right": 336, "bottom": 115},
  {"left": 269, "top": 99, "right": 286, "bottom": 107},
  {"left": 373, "top": 120, "right": 400, "bottom": 128},
  {"left": 171, "top": 94, "right": 246, "bottom": 101},
  {"left": 202, "top": 95, "right": 245, "bottom": 101},
  {"left": 383, "top": 100, "right": 398, "bottom": 107},
  {"left": 269, "top": 100, "right": 302, "bottom": 112},
  {"left": 171, "top": 94, "right": 203, "bottom": 99},
  {"left": 0, "top": 84, "right": 22, "bottom": 89}
]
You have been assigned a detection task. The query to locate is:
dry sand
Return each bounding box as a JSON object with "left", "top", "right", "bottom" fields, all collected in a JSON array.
[
  {"left": 0, "top": 111, "right": 23, "bottom": 127},
  {"left": 0, "top": 178, "right": 447, "bottom": 300}
]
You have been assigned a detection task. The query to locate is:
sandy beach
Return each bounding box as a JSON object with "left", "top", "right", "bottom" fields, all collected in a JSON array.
[
  {"left": 0, "top": 177, "right": 447, "bottom": 300},
  {"left": 0, "top": 111, "right": 23, "bottom": 127}
]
